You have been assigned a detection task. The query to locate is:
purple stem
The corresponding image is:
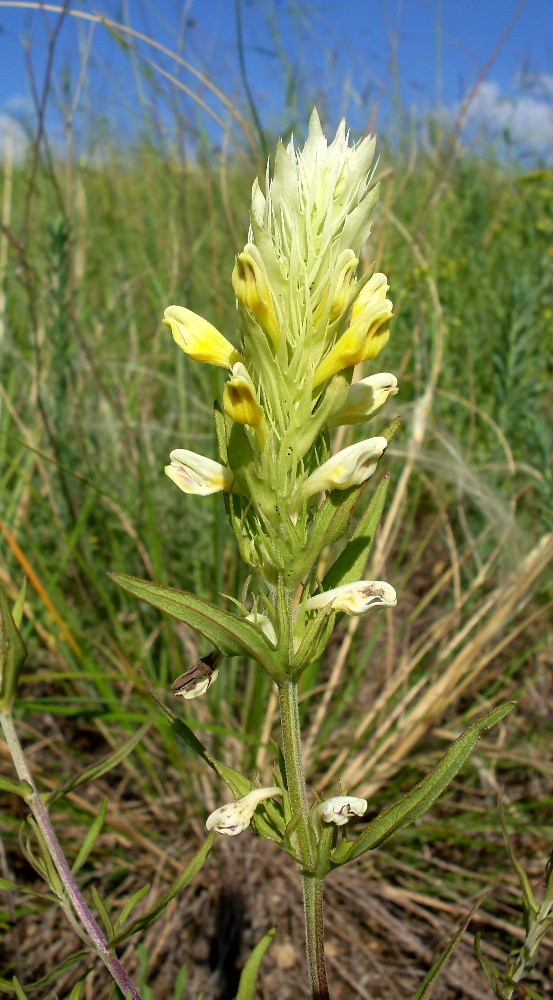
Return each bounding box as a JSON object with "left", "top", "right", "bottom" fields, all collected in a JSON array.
[{"left": 1, "top": 711, "right": 142, "bottom": 1000}]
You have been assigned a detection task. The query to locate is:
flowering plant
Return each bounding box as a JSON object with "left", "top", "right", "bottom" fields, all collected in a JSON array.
[{"left": 109, "top": 111, "right": 513, "bottom": 999}]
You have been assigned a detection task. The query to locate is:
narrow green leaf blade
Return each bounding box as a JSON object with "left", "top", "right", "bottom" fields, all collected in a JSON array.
[
  {"left": 109, "top": 834, "right": 214, "bottom": 946},
  {"left": 0, "top": 776, "right": 32, "bottom": 802},
  {"left": 334, "top": 703, "right": 515, "bottom": 864},
  {"left": 109, "top": 574, "right": 280, "bottom": 675},
  {"left": 233, "top": 928, "right": 276, "bottom": 1000},
  {"left": 0, "top": 585, "right": 27, "bottom": 711},
  {"left": 71, "top": 798, "right": 108, "bottom": 875},
  {"left": 48, "top": 721, "right": 152, "bottom": 804},
  {"left": 323, "top": 475, "right": 389, "bottom": 591},
  {"left": 474, "top": 934, "right": 509, "bottom": 999},
  {"left": 409, "top": 897, "right": 483, "bottom": 999}
]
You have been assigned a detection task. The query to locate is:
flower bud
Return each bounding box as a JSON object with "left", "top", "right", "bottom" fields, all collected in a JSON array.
[
  {"left": 319, "top": 796, "right": 368, "bottom": 826},
  {"left": 206, "top": 787, "right": 282, "bottom": 836},
  {"left": 300, "top": 437, "right": 387, "bottom": 500},
  {"left": 328, "top": 373, "right": 398, "bottom": 427},
  {"left": 165, "top": 449, "right": 234, "bottom": 496},
  {"left": 314, "top": 250, "right": 358, "bottom": 326},
  {"left": 313, "top": 273, "right": 393, "bottom": 386},
  {"left": 304, "top": 581, "right": 397, "bottom": 615},
  {"left": 163, "top": 306, "right": 241, "bottom": 368},
  {"left": 245, "top": 612, "right": 277, "bottom": 646},
  {"left": 171, "top": 650, "right": 222, "bottom": 700},
  {"left": 223, "top": 363, "right": 264, "bottom": 428},
  {"left": 232, "top": 244, "right": 280, "bottom": 348}
]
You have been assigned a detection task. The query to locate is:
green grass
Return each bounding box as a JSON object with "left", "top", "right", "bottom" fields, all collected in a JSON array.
[{"left": 1, "top": 31, "right": 552, "bottom": 999}]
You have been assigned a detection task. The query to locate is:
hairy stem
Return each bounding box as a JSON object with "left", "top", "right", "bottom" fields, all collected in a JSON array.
[
  {"left": 0, "top": 711, "right": 142, "bottom": 1000},
  {"left": 279, "top": 679, "right": 330, "bottom": 1000}
]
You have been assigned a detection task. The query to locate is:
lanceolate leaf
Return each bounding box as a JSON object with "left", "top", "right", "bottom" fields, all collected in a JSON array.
[
  {"left": 48, "top": 720, "right": 152, "bottom": 804},
  {"left": 285, "top": 483, "right": 367, "bottom": 589},
  {"left": 323, "top": 474, "right": 389, "bottom": 592},
  {"left": 233, "top": 929, "right": 276, "bottom": 1000},
  {"left": 408, "top": 897, "right": 483, "bottom": 999},
  {"left": 109, "top": 574, "right": 284, "bottom": 679},
  {"left": 332, "top": 703, "right": 515, "bottom": 865}
]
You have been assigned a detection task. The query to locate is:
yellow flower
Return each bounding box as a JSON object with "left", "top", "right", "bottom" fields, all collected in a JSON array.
[
  {"left": 165, "top": 449, "right": 234, "bottom": 496},
  {"left": 163, "top": 305, "right": 241, "bottom": 368},
  {"left": 223, "top": 363, "right": 264, "bottom": 428},
  {"left": 328, "top": 373, "right": 398, "bottom": 426},
  {"left": 313, "top": 273, "right": 392, "bottom": 386},
  {"left": 299, "top": 437, "right": 387, "bottom": 501},
  {"left": 232, "top": 244, "right": 280, "bottom": 348}
]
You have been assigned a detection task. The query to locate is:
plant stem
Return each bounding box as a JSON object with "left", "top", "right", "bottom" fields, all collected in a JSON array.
[
  {"left": 278, "top": 679, "right": 330, "bottom": 1000},
  {"left": 0, "top": 710, "right": 143, "bottom": 1000}
]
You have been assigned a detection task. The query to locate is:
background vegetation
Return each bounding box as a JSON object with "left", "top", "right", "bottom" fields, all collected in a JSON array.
[{"left": 0, "top": 5, "right": 552, "bottom": 997}]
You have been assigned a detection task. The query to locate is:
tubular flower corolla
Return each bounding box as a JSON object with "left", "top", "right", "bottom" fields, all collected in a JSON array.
[
  {"left": 299, "top": 437, "right": 387, "bottom": 501},
  {"left": 232, "top": 244, "right": 280, "bottom": 348},
  {"left": 165, "top": 449, "right": 234, "bottom": 496},
  {"left": 328, "top": 373, "right": 398, "bottom": 427},
  {"left": 319, "top": 796, "right": 368, "bottom": 826},
  {"left": 223, "top": 363, "right": 264, "bottom": 428},
  {"left": 313, "top": 274, "right": 393, "bottom": 387},
  {"left": 304, "top": 581, "right": 397, "bottom": 615},
  {"left": 206, "top": 787, "right": 282, "bottom": 836},
  {"left": 163, "top": 305, "right": 242, "bottom": 368}
]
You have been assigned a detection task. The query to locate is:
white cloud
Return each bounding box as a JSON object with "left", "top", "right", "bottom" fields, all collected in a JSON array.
[
  {"left": 460, "top": 79, "right": 553, "bottom": 153},
  {"left": 0, "top": 114, "right": 28, "bottom": 160}
]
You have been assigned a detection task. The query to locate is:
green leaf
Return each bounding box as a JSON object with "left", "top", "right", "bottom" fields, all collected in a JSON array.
[
  {"left": 0, "top": 776, "right": 32, "bottom": 802},
  {"left": 109, "top": 834, "right": 214, "bottom": 947},
  {"left": 48, "top": 721, "right": 152, "bottom": 804},
  {"left": 0, "top": 585, "right": 27, "bottom": 712},
  {"left": 333, "top": 703, "right": 515, "bottom": 864},
  {"left": 9, "top": 951, "right": 89, "bottom": 992},
  {"left": 474, "top": 934, "right": 509, "bottom": 999},
  {"left": 500, "top": 798, "right": 539, "bottom": 923},
  {"left": 71, "top": 798, "right": 108, "bottom": 875},
  {"left": 285, "top": 484, "right": 367, "bottom": 589},
  {"left": 0, "top": 877, "right": 16, "bottom": 891},
  {"left": 148, "top": 683, "right": 250, "bottom": 798},
  {"left": 12, "top": 579, "right": 26, "bottom": 630},
  {"left": 91, "top": 885, "right": 113, "bottom": 938},
  {"left": 113, "top": 883, "right": 151, "bottom": 933},
  {"left": 109, "top": 574, "right": 284, "bottom": 680},
  {"left": 381, "top": 414, "right": 403, "bottom": 443},
  {"left": 11, "top": 979, "right": 28, "bottom": 1000},
  {"left": 233, "top": 928, "right": 276, "bottom": 1000},
  {"left": 323, "top": 475, "right": 389, "bottom": 591},
  {"left": 408, "top": 897, "right": 483, "bottom": 999}
]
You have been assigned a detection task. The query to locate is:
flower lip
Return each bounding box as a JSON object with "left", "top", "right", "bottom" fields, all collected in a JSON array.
[
  {"left": 328, "top": 373, "right": 398, "bottom": 427},
  {"left": 206, "top": 787, "right": 282, "bottom": 837},
  {"left": 304, "top": 581, "right": 397, "bottom": 616},
  {"left": 165, "top": 449, "right": 234, "bottom": 496},
  {"left": 319, "top": 796, "right": 368, "bottom": 826},
  {"left": 299, "top": 437, "right": 387, "bottom": 503}
]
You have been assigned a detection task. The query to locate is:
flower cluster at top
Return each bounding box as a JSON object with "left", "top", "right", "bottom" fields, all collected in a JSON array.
[{"left": 162, "top": 109, "right": 397, "bottom": 600}]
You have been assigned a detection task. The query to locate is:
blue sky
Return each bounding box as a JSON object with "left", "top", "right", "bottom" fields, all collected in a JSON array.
[{"left": 0, "top": 1, "right": 552, "bottom": 158}]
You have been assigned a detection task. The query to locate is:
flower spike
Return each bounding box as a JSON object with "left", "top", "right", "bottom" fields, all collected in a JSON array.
[
  {"left": 163, "top": 305, "right": 242, "bottom": 368},
  {"left": 165, "top": 449, "right": 234, "bottom": 496},
  {"left": 206, "top": 787, "right": 282, "bottom": 836}
]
